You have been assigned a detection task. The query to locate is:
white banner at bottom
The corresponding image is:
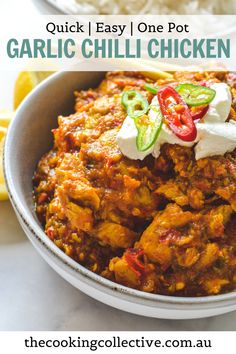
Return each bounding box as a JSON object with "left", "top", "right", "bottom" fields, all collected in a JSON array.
[{"left": 0, "top": 331, "right": 234, "bottom": 354}]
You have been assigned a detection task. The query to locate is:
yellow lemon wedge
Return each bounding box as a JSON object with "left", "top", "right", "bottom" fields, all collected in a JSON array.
[
  {"left": 0, "top": 110, "right": 14, "bottom": 201},
  {"left": 0, "top": 137, "right": 8, "bottom": 201},
  {"left": 0, "top": 126, "right": 7, "bottom": 140},
  {"left": 0, "top": 109, "right": 14, "bottom": 128},
  {"left": 14, "top": 71, "right": 53, "bottom": 109}
]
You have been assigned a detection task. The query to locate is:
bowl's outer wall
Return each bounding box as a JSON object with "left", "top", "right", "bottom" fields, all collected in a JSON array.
[
  {"left": 8, "top": 72, "right": 105, "bottom": 226},
  {"left": 5, "top": 70, "right": 236, "bottom": 319}
]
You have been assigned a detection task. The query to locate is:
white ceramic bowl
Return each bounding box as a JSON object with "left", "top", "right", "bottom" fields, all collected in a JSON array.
[{"left": 4, "top": 71, "right": 236, "bottom": 319}]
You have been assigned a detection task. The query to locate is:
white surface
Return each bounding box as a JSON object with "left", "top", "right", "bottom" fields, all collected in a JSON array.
[{"left": 1, "top": 0, "right": 236, "bottom": 330}]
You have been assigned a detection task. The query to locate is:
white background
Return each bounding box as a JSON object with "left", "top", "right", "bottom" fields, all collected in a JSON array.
[
  {"left": 1, "top": 0, "right": 236, "bottom": 331},
  {"left": 0, "top": 331, "right": 233, "bottom": 353}
]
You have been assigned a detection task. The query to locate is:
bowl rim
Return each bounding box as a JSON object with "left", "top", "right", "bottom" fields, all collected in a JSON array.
[{"left": 4, "top": 70, "right": 236, "bottom": 307}]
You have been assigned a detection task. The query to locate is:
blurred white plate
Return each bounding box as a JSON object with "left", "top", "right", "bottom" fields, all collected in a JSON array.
[
  {"left": 45, "top": 0, "right": 70, "bottom": 14},
  {"left": 45, "top": 0, "right": 96, "bottom": 14}
]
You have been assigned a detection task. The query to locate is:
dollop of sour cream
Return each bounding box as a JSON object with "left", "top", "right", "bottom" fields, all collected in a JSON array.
[{"left": 117, "top": 83, "right": 236, "bottom": 160}]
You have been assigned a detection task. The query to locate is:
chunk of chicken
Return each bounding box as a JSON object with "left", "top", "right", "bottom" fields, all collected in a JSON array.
[
  {"left": 62, "top": 202, "right": 93, "bottom": 232},
  {"left": 92, "top": 221, "right": 137, "bottom": 249},
  {"left": 137, "top": 204, "right": 194, "bottom": 268}
]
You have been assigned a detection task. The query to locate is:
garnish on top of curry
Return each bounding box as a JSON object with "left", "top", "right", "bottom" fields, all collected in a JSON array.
[{"left": 34, "top": 71, "right": 236, "bottom": 297}]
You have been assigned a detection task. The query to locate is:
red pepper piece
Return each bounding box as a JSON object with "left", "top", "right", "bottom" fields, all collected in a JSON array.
[
  {"left": 47, "top": 227, "right": 55, "bottom": 240},
  {"left": 197, "top": 80, "right": 211, "bottom": 87},
  {"left": 190, "top": 105, "right": 209, "bottom": 120},
  {"left": 114, "top": 78, "right": 144, "bottom": 88},
  {"left": 124, "top": 248, "right": 145, "bottom": 277},
  {"left": 38, "top": 192, "right": 48, "bottom": 204},
  {"left": 158, "top": 86, "right": 197, "bottom": 142},
  {"left": 159, "top": 228, "right": 182, "bottom": 245}
]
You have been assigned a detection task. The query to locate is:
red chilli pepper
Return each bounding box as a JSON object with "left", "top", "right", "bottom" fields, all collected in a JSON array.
[
  {"left": 38, "top": 192, "right": 48, "bottom": 204},
  {"left": 158, "top": 86, "right": 197, "bottom": 142},
  {"left": 124, "top": 248, "right": 145, "bottom": 277},
  {"left": 46, "top": 227, "right": 55, "bottom": 240},
  {"left": 197, "top": 80, "right": 211, "bottom": 87},
  {"left": 190, "top": 105, "right": 209, "bottom": 120}
]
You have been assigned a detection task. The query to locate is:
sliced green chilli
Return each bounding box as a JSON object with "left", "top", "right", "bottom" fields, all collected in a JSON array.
[
  {"left": 144, "top": 83, "right": 159, "bottom": 94},
  {"left": 121, "top": 90, "right": 149, "bottom": 118},
  {"left": 176, "top": 83, "right": 216, "bottom": 106},
  {"left": 135, "top": 105, "right": 163, "bottom": 152}
]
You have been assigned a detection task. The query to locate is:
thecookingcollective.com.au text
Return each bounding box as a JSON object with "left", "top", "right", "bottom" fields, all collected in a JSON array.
[{"left": 24, "top": 335, "right": 211, "bottom": 351}]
